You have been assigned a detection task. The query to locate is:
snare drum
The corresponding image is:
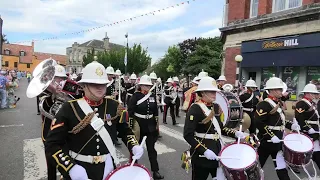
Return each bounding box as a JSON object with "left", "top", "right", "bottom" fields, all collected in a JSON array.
[
  {"left": 219, "top": 143, "right": 263, "bottom": 180},
  {"left": 215, "top": 91, "right": 243, "bottom": 129},
  {"left": 105, "top": 163, "right": 151, "bottom": 180},
  {"left": 282, "top": 133, "right": 314, "bottom": 166}
]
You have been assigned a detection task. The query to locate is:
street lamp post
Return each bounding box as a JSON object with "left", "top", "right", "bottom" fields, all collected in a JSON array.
[
  {"left": 235, "top": 55, "right": 243, "bottom": 93},
  {"left": 125, "top": 33, "right": 128, "bottom": 75}
]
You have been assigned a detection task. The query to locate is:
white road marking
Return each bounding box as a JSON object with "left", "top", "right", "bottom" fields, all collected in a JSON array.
[
  {"left": 176, "top": 124, "right": 184, "bottom": 128},
  {"left": 143, "top": 141, "right": 176, "bottom": 155},
  {"left": 23, "top": 138, "right": 128, "bottom": 180},
  {"left": 0, "top": 124, "right": 23, "bottom": 128}
]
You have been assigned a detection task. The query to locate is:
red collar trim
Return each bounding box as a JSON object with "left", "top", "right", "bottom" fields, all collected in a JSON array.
[
  {"left": 200, "top": 99, "right": 213, "bottom": 106},
  {"left": 84, "top": 96, "right": 103, "bottom": 106},
  {"left": 247, "top": 89, "right": 252, "bottom": 94},
  {"left": 303, "top": 96, "right": 312, "bottom": 102},
  {"left": 140, "top": 90, "right": 148, "bottom": 95},
  {"left": 268, "top": 95, "right": 279, "bottom": 102}
]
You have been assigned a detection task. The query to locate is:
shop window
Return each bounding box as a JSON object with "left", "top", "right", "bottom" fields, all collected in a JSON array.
[
  {"left": 20, "top": 51, "right": 26, "bottom": 56},
  {"left": 27, "top": 64, "right": 31, "bottom": 68},
  {"left": 250, "top": 0, "right": 259, "bottom": 18},
  {"left": 14, "top": 62, "right": 18, "bottom": 68},
  {"left": 4, "top": 49, "right": 10, "bottom": 55},
  {"left": 4, "top": 61, "right": 9, "bottom": 67},
  {"left": 273, "top": 0, "right": 302, "bottom": 12}
]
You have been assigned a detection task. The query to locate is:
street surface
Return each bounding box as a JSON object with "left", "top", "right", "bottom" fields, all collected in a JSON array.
[{"left": 0, "top": 78, "right": 319, "bottom": 180}]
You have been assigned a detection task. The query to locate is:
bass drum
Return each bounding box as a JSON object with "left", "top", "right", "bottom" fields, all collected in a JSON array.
[{"left": 215, "top": 91, "right": 242, "bottom": 129}]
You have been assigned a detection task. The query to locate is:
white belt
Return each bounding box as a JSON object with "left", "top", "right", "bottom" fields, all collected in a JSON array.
[
  {"left": 268, "top": 125, "right": 284, "bottom": 131},
  {"left": 134, "top": 113, "right": 153, "bottom": 119},
  {"left": 243, "top": 108, "right": 254, "bottom": 112},
  {"left": 195, "top": 132, "right": 220, "bottom": 140},
  {"left": 69, "top": 151, "right": 110, "bottom": 164},
  {"left": 306, "top": 120, "right": 319, "bottom": 125},
  {"left": 127, "top": 93, "right": 133, "bottom": 96}
]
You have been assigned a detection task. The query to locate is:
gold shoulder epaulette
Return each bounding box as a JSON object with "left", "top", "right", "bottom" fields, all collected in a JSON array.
[{"left": 68, "top": 98, "right": 83, "bottom": 103}]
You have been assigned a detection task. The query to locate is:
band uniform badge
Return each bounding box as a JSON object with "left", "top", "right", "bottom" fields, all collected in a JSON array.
[
  {"left": 95, "top": 67, "right": 103, "bottom": 76},
  {"left": 212, "top": 80, "right": 217, "bottom": 87},
  {"left": 106, "top": 114, "right": 112, "bottom": 126}
]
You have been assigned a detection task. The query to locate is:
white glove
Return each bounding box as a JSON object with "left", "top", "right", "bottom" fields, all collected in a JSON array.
[
  {"left": 203, "top": 149, "right": 218, "bottom": 161},
  {"left": 235, "top": 131, "right": 246, "bottom": 139},
  {"left": 291, "top": 123, "right": 301, "bottom": 131},
  {"left": 69, "top": 165, "right": 88, "bottom": 180},
  {"left": 271, "top": 136, "right": 281, "bottom": 143},
  {"left": 132, "top": 145, "right": 144, "bottom": 160},
  {"left": 308, "top": 128, "right": 317, "bottom": 134}
]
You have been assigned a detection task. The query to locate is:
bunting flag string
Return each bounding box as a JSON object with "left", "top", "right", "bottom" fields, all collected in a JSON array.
[{"left": 11, "top": 0, "right": 196, "bottom": 44}]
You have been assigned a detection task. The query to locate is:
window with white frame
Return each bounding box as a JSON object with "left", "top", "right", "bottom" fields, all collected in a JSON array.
[
  {"left": 273, "top": 0, "right": 302, "bottom": 12},
  {"left": 250, "top": 0, "right": 259, "bottom": 18}
]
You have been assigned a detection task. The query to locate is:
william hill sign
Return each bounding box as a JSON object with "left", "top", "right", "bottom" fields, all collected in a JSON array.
[{"left": 262, "top": 39, "right": 299, "bottom": 49}]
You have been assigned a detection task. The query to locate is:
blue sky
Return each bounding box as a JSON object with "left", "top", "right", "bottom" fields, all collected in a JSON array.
[{"left": 0, "top": 0, "right": 224, "bottom": 63}]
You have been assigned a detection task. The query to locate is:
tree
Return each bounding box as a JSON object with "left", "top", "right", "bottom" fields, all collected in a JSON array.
[
  {"left": 184, "top": 45, "right": 221, "bottom": 79},
  {"left": 82, "top": 44, "right": 151, "bottom": 75},
  {"left": 1, "top": 34, "right": 9, "bottom": 44},
  {"left": 163, "top": 46, "right": 183, "bottom": 74}
]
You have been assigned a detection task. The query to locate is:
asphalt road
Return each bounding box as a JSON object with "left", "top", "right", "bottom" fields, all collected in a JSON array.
[{"left": 0, "top": 78, "right": 318, "bottom": 180}]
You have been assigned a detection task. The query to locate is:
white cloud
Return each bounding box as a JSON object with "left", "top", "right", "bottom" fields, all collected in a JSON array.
[
  {"left": 200, "top": 29, "right": 221, "bottom": 38},
  {"left": 199, "top": 18, "right": 223, "bottom": 28},
  {"left": 0, "top": 0, "right": 223, "bottom": 63}
]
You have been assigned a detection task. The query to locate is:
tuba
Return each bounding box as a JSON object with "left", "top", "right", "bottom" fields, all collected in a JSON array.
[
  {"left": 27, "top": 62, "right": 74, "bottom": 120},
  {"left": 222, "top": 84, "right": 234, "bottom": 92}
]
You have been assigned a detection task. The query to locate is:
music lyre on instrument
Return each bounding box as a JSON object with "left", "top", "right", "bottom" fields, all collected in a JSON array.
[{"left": 117, "top": 77, "right": 122, "bottom": 104}]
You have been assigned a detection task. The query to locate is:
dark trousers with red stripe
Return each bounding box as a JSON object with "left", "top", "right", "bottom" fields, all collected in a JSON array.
[{"left": 163, "top": 102, "right": 176, "bottom": 124}]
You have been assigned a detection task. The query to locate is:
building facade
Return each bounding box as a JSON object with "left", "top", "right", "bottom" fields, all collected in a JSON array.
[
  {"left": 1, "top": 42, "right": 67, "bottom": 72},
  {"left": 220, "top": 0, "right": 320, "bottom": 99},
  {"left": 66, "top": 32, "right": 123, "bottom": 74}
]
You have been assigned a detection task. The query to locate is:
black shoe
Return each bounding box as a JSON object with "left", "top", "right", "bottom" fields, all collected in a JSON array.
[
  {"left": 153, "top": 171, "right": 164, "bottom": 179},
  {"left": 173, "top": 122, "right": 179, "bottom": 126},
  {"left": 163, "top": 122, "right": 167, "bottom": 124},
  {"left": 37, "top": 113, "right": 40, "bottom": 115},
  {"left": 176, "top": 115, "right": 180, "bottom": 118},
  {"left": 157, "top": 135, "right": 162, "bottom": 139}
]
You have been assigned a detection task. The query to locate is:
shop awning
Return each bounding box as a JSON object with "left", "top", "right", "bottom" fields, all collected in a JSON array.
[{"left": 241, "top": 47, "right": 320, "bottom": 67}]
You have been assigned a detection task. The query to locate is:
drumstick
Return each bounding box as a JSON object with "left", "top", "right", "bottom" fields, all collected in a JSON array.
[
  {"left": 237, "top": 125, "right": 243, "bottom": 144},
  {"left": 267, "top": 139, "right": 301, "bottom": 142},
  {"left": 130, "top": 136, "right": 147, "bottom": 167},
  {"left": 199, "top": 155, "right": 240, "bottom": 160}
]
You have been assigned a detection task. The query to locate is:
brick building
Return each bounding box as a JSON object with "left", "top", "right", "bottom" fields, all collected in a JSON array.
[{"left": 220, "top": 0, "right": 320, "bottom": 99}]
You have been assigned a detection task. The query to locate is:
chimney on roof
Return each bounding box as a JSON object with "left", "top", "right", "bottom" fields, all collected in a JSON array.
[
  {"left": 72, "top": 42, "right": 78, "bottom": 48},
  {"left": 103, "top": 32, "right": 110, "bottom": 50}
]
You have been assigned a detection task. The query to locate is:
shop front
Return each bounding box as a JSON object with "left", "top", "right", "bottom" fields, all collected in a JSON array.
[{"left": 240, "top": 32, "right": 320, "bottom": 100}]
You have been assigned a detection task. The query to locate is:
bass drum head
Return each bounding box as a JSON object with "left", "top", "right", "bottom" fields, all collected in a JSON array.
[
  {"left": 215, "top": 92, "right": 229, "bottom": 126},
  {"left": 219, "top": 143, "right": 257, "bottom": 169},
  {"left": 106, "top": 164, "right": 151, "bottom": 180},
  {"left": 284, "top": 133, "right": 313, "bottom": 153}
]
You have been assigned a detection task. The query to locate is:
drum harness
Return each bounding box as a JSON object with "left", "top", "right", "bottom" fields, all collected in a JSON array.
[{"left": 266, "top": 98, "right": 318, "bottom": 180}]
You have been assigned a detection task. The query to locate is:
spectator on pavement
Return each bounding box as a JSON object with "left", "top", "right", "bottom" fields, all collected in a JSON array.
[
  {"left": 0, "top": 70, "right": 9, "bottom": 109},
  {"left": 26, "top": 71, "right": 32, "bottom": 83}
]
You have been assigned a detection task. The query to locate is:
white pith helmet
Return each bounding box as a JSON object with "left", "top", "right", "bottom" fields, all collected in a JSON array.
[
  {"left": 115, "top": 69, "right": 122, "bottom": 76},
  {"left": 301, "top": 83, "right": 319, "bottom": 94},
  {"left": 149, "top": 71, "right": 157, "bottom": 80},
  {"left": 138, "top": 75, "right": 153, "bottom": 86},
  {"left": 198, "top": 69, "right": 208, "bottom": 80},
  {"left": 173, "top": 76, "right": 179, "bottom": 82},
  {"left": 105, "top": 65, "right": 115, "bottom": 75},
  {"left": 130, "top": 73, "right": 137, "bottom": 80},
  {"left": 54, "top": 64, "right": 67, "bottom": 77},
  {"left": 166, "top": 77, "right": 173, "bottom": 83},
  {"left": 192, "top": 77, "right": 199, "bottom": 84},
  {"left": 71, "top": 73, "right": 77, "bottom": 80},
  {"left": 195, "top": 76, "right": 220, "bottom": 92},
  {"left": 80, "top": 68, "right": 85, "bottom": 74},
  {"left": 245, "top": 78, "right": 258, "bottom": 88},
  {"left": 222, "top": 84, "right": 233, "bottom": 92},
  {"left": 217, "top": 75, "right": 227, "bottom": 81},
  {"left": 157, "top": 77, "right": 162, "bottom": 83},
  {"left": 264, "top": 75, "right": 284, "bottom": 90},
  {"left": 78, "top": 61, "right": 109, "bottom": 84}
]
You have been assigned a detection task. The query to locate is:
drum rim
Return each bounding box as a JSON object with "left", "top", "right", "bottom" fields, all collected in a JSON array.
[
  {"left": 219, "top": 142, "right": 258, "bottom": 170},
  {"left": 105, "top": 163, "right": 152, "bottom": 179},
  {"left": 216, "top": 91, "right": 231, "bottom": 124},
  {"left": 283, "top": 132, "right": 314, "bottom": 153}
]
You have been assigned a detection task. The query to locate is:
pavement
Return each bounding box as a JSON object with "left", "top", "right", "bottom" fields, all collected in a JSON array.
[{"left": 0, "top": 78, "right": 319, "bottom": 180}]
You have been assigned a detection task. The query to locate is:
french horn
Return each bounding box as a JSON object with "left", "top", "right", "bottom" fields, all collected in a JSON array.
[{"left": 222, "top": 84, "right": 234, "bottom": 92}]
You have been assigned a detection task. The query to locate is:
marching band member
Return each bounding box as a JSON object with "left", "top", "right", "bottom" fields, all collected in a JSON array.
[
  {"left": 156, "top": 77, "right": 164, "bottom": 113},
  {"left": 126, "top": 73, "right": 137, "bottom": 105},
  {"left": 239, "top": 78, "right": 259, "bottom": 135},
  {"left": 40, "top": 64, "right": 67, "bottom": 180},
  {"left": 163, "top": 77, "right": 178, "bottom": 125},
  {"left": 150, "top": 71, "right": 158, "bottom": 95},
  {"left": 255, "top": 76, "right": 300, "bottom": 180},
  {"left": 294, "top": 83, "right": 320, "bottom": 168},
  {"left": 182, "top": 77, "right": 199, "bottom": 112},
  {"left": 128, "top": 75, "right": 164, "bottom": 179},
  {"left": 105, "top": 65, "right": 117, "bottom": 99},
  {"left": 184, "top": 76, "right": 246, "bottom": 180},
  {"left": 217, "top": 75, "right": 227, "bottom": 90},
  {"left": 45, "top": 61, "right": 144, "bottom": 180},
  {"left": 173, "top": 76, "right": 181, "bottom": 117}
]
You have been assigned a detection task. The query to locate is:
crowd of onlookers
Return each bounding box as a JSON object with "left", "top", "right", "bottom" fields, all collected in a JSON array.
[{"left": 0, "top": 69, "right": 24, "bottom": 109}]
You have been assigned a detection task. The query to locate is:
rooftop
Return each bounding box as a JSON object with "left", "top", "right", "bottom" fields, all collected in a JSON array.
[
  {"left": 3, "top": 43, "right": 33, "bottom": 63},
  {"left": 34, "top": 52, "right": 67, "bottom": 65}
]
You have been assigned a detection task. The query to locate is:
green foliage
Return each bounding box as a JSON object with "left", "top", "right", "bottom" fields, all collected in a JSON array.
[
  {"left": 1, "top": 34, "right": 9, "bottom": 44},
  {"left": 82, "top": 44, "right": 151, "bottom": 75}
]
